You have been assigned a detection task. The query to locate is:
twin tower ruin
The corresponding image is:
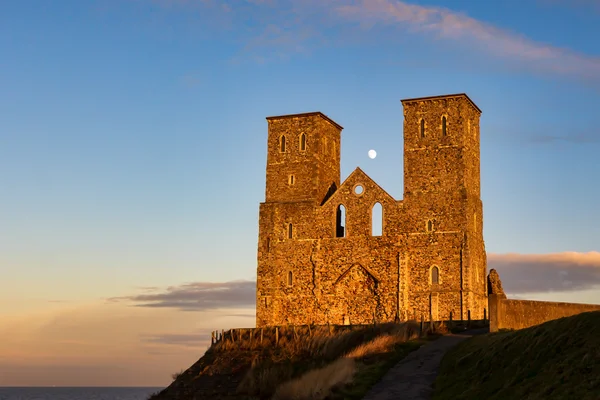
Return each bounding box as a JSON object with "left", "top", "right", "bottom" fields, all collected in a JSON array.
[{"left": 256, "top": 93, "right": 487, "bottom": 327}]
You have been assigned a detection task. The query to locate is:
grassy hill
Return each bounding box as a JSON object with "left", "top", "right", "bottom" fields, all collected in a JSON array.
[
  {"left": 148, "top": 321, "right": 443, "bottom": 400},
  {"left": 433, "top": 311, "right": 600, "bottom": 400}
]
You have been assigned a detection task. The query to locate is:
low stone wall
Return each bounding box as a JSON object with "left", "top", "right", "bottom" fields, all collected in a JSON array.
[{"left": 489, "top": 294, "right": 600, "bottom": 332}]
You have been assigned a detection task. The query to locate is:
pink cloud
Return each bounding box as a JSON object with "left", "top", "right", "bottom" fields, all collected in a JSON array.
[
  {"left": 334, "top": 0, "right": 600, "bottom": 80},
  {"left": 488, "top": 251, "right": 600, "bottom": 294}
]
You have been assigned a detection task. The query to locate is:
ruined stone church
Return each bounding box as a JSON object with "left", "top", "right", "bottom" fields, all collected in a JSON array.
[{"left": 256, "top": 93, "right": 487, "bottom": 327}]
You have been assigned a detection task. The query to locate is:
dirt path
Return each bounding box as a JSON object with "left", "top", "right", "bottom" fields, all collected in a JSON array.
[{"left": 362, "top": 330, "right": 486, "bottom": 400}]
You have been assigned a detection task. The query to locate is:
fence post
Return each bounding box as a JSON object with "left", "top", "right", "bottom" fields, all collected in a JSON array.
[
  {"left": 275, "top": 326, "right": 279, "bottom": 345},
  {"left": 449, "top": 311, "right": 453, "bottom": 331},
  {"left": 260, "top": 328, "right": 263, "bottom": 344},
  {"left": 467, "top": 310, "right": 471, "bottom": 328},
  {"left": 211, "top": 331, "right": 215, "bottom": 345},
  {"left": 419, "top": 316, "right": 424, "bottom": 337},
  {"left": 308, "top": 324, "right": 312, "bottom": 337},
  {"left": 484, "top": 308, "right": 487, "bottom": 322}
]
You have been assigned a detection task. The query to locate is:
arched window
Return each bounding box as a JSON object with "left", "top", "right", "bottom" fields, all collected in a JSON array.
[
  {"left": 288, "top": 223, "right": 293, "bottom": 239},
  {"left": 300, "top": 133, "right": 306, "bottom": 151},
  {"left": 371, "top": 202, "right": 383, "bottom": 236},
  {"left": 442, "top": 116, "right": 447, "bottom": 136},
  {"left": 431, "top": 266, "right": 440, "bottom": 285},
  {"left": 420, "top": 119, "right": 425, "bottom": 138},
  {"left": 287, "top": 271, "right": 293, "bottom": 286},
  {"left": 280, "top": 135, "right": 286, "bottom": 152},
  {"left": 288, "top": 174, "right": 295, "bottom": 185},
  {"left": 336, "top": 204, "right": 346, "bottom": 238},
  {"left": 427, "top": 219, "right": 433, "bottom": 232}
]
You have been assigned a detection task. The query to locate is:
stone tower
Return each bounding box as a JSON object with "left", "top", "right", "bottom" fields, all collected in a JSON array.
[
  {"left": 400, "top": 94, "right": 487, "bottom": 320},
  {"left": 256, "top": 94, "right": 487, "bottom": 327}
]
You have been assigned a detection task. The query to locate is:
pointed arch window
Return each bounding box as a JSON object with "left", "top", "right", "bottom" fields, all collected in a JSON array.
[
  {"left": 287, "top": 271, "right": 293, "bottom": 286},
  {"left": 371, "top": 202, "right": 383, "bottom": 236},
  {"left": 431, "top": 266, "right": 440, "bottom": 285},
  {"left": 420, "top": 118, "right": 426, "bottom": 138},
  {"left": 300, "top": 133, "right": 306, "bottom": 151},
  {"left": 427, "top": 219, "right": 433, "bottom": 232},
  {"left": 336, "top": 204, "right": 346, "bottom": 238},
  {"left": 287, "top": 223, "right": 293, "bottom": 239},
  {"left": 280, "top": 135, "right": 286, "bottom": 152},
  {"left": 442, "top": 116, "right": 447, "bottom": 136}
]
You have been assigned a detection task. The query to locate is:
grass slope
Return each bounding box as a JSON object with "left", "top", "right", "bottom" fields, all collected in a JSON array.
[
  {"left": 149, "top": 322, "right": 439, "bottom": 400},
  {"left": 433, "top": 311, "right": 600, "bottom": 400}
]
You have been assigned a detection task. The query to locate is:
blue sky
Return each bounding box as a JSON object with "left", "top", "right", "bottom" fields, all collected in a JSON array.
[{"left": 1, "top": 0, "right": 600, "bottom": 386}]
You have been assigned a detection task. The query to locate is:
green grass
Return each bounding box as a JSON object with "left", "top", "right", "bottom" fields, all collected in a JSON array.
[{"left": 433, "top": 311, "right": 600, "bottom": 400}]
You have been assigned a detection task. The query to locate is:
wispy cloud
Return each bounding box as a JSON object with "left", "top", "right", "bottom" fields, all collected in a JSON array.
[
  {"left": 148, "top": 0, "right": 600, "bottom": 83},
  {"left": 140, "top": 330, "right": 212, "bottom": 347},
  {"left": 333, "top": 0, "right": 600, "bottom": 81},
  {"left": 108, "top": 280, "right": 256, "bottom": 311},
  {"left": 488, "top": 252, "right": 600, "bottom": 294}
]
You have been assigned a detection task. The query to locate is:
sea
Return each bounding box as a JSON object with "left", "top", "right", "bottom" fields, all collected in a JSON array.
[{"left": 0, "top": 387, "right": 163, "bottom": 400}]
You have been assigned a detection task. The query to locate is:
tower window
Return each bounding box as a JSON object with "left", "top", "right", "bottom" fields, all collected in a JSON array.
[
  {"left": 336, "top": 204, "right": 346, "bottom": 238},
  {"left": 426, "top": 219, "right": 434, "bottom": 232},
  {"left": 288, "top": 174, "right": 295, "bottom": 185},
  {"left": 287, "top": 271, "right": 293, "bottom": 286},
  {"left": 420, "top": 119, "right": 425, "bottom": 138},
  {"left": 431, "top": 266, "right": 440, "bottom": 285},
  {"left": 288, "top": 223, "right": 293, "bottom": 239},
  {"left": 371, "top": 202, "right": 383, "bottom": 236},
  {"left": 280, "top": 135, "right": 286, "bottom": 152},
  {"left": 442, "top": 116, "right": 447, "bottom": 136},
  {"left": 300, "top": 133, "right": 306, "bottom": 151}
]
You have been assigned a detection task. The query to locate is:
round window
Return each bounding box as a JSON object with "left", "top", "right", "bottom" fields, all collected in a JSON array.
[{"left": 354, "top": 185, "right": 364, "bottom": 195}]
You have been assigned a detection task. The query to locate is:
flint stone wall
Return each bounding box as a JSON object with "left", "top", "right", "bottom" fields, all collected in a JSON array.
[
  {"left": 488, "top": 294, "right": 600, "bottom": 332},
  {"left": 257, "top": 95, "right": 488, "bottom": 328}
]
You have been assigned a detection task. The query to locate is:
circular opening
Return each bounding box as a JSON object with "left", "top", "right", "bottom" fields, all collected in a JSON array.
[{"left": 354, "top": 185, "right": 364, "bottom": 195}]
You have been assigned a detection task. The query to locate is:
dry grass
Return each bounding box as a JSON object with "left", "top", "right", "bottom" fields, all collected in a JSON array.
[
  {"left": 242, "top": 322, "right": 432, "bottom": 400},
  {"left": 148, "top": 321, "right": 449, "bottom": 400},
  {"left": 236, "top": 322, "right": 421, "bottom": 399},
  {"left": 272, "top": 357, "right": 357, "bottom": 400}
]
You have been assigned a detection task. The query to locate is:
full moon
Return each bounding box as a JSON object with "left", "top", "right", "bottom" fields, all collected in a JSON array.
[{"left": 368, "top": 149, "right": 377, "bottom": 159}]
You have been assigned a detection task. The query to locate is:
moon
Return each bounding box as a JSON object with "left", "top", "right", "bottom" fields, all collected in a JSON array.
[{"left": 368, "top": 149, "right": 377, "bottom": 159}]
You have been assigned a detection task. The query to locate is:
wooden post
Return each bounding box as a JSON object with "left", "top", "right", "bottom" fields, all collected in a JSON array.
[
  {"left": 221, "top": 329, "right": 224, "bottom": 343},
  {"left": 260, "top": 328, "right": 263, "bottom": 344},
  {"left": 308, "top": 324, "right": 312, "bottom": 337},
  {"left": 419, "top": 316, "right": 424, "bottom": 337},
  {"left": 275, "top": 326, "right": 279, "bottom": 345},
  {"left": 467, "top": 310, "right": 471, "bottom": 328},
  {"left": 211, "top": 331, "right": 215, "bottom": 345},
  {"left": 484, "top": 308, "right": 487, "bottom": 322},
  {"left": 293, "top": 325, "right": 297, "bottom": 341},
  {"left": 449, "top": 311, "right": 453, "bottom": 331}
]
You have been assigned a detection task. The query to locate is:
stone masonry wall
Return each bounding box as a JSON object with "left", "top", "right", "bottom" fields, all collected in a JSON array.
[
  {"left": 257, "top": 95, "right": 488, "bottom": 327},
  {"left": 489, "top": 294, "right": 600, "bottom": 332}
]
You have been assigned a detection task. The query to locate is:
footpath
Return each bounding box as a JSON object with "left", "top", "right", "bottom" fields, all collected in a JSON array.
[{"left": 362, "top": 328, "right": 488, "bottom": 400}]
